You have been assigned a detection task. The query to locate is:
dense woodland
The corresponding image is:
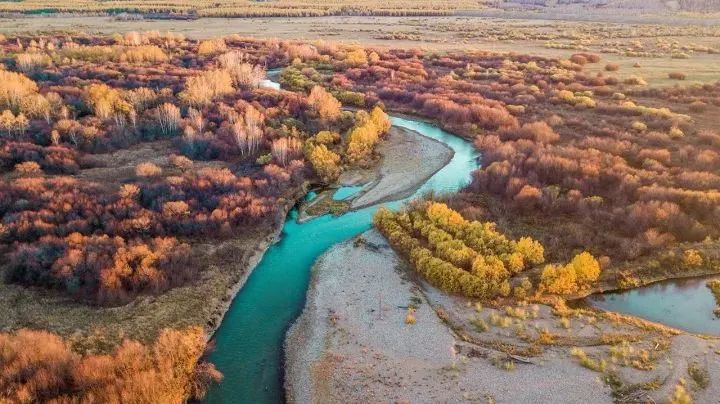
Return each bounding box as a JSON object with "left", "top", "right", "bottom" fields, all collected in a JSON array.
[
  {"left": 0, "top": 32, "right": 390, "bottom": 306},
  {"left": 0, "top": 32, "right": 395, "bottom": 402}
]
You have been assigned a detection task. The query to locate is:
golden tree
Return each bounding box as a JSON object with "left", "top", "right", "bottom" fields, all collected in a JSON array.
[
  {"left": 541, "top": 252, "right": 600, "bottom": 295},
  {"left": 307, "top": 86, "right": 341, "bottom": 123},
  {"left": 271, "top": 137, "right": 303, "bottom": 166},
  {"left": 307, "top": 144, "right": 341, "bottom": 182},
  {"left": 346, "top": 49, "right": 368, "bottom": 66},
  {"left": 232, "top": 105, "right": 265, "bottom": 156},
  {"left": 198, "top": 38, "right": 227, "bottom": 55},
  {"left": 136, "top": 162, "right": 162, "bottom": 178},
  {"left": 218, "top": 51, "right": 265, "bottom": 89},
  {"left": 0, "top": 70, "right": 39, "bottom": 113},
  {"left": 180, "top": 70, "right": 234, "bottom": 106},
  {"left": 84, "top": 83, "right": 134, "bottom": 126},
  {"left": 155, "top": 103, "right": 182, "bottom": 136},
  {"left": 369, "top": 106, "right": 391, "bottom": 133}
]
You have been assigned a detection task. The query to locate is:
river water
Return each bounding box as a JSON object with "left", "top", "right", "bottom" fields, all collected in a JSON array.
[
  {"left": 588, "top": 275, "right": 720, "bottom": 335},
  {"left": 203, "top": 72, "right": 720, "bottom": 404},
  {"left": 203, "top": 116, "right": 479, "bottom": 403}
]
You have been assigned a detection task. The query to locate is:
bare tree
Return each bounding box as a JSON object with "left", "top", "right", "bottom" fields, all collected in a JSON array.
[
  {"left": 155, "top": 103, "right": 181, "bottom": 136},
  {"left": 271, "top": 137, "right": 302, "bottom": 166}
]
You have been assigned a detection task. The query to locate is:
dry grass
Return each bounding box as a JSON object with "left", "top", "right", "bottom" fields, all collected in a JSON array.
[
  {"left": 0, "top": 0, "right": 478, "bottom": 17},
  {"left": 76, "top": 140, "right": 227, "bottom": 189},
  {"left": 570, "top": 347, "right": 607, "bottom": 372},
  {"left": 0, "top": 230, "right": 270, "bottom": 352},
  {"left": 687, "top": 361, "right": 710, "bottom": 389}
]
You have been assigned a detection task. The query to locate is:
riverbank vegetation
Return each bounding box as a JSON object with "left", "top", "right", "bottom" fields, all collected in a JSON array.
[
  {"left": 708, "top": 279, "right": 720, "bottom": 317},
  {"left": 374, "top": 202, "right": 601, "bottom": 300}
]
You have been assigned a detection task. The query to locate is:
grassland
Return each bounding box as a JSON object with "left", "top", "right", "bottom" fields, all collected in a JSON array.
[
  {"left": 0, "top": 0, "right": 479, "bottom": 17},
  {"left": 2, "top": 15, "right": 719, "bottom": 87}
]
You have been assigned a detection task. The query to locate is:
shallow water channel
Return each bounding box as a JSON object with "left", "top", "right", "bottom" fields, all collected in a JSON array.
[{"left": 203, "top": 115, "right": 479, "bottom": 403}]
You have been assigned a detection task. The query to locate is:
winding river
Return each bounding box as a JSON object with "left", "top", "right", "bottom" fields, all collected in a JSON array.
[
  {"left": 201, "top": 72, "right": 720, "bottom": 403},
  {"left": 203, "top": 113, "right": 479, "bottom": 403}
]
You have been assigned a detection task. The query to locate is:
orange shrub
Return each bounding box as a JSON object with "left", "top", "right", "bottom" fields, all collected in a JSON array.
[
  {"left": 136, "top": 162, "right": 162, "bottom": 177},
  {"left": 0, "top": 327, "right": 221, "bottom": 403},
  {"left": 198, "top": 38, "right": 227, "bottom": 55},
  {"left": 624, "top": 76, "right": 647, "bottom": 86},
  {"left": 169, "top": 154, "right": 193, "bottom": 170},
  {"left": 14, "top": 161, "right": 42, "bottom": 174},
  {"left": 180, "top": 69, "right": 234, "bottom": 106},
  {"left": 569, "top": 54, "right": 588, "bottom": 65}
]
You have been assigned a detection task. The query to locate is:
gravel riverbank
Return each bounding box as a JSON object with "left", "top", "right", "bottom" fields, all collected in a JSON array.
[
  {"left": 283, "top": 230, "right": 612, "bottom": 402},
  {"left": 284, "top": 229, "right": 720, "bottom": 403},
  {"left": 284, "top": 229, "right": 457, "bottom": 403},
  {"left": 349, "top": 126, "right": 453, "bottom": 210}
]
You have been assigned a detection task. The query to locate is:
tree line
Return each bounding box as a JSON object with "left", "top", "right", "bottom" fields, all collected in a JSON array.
[
  {"left": 0, "top": 326, "right": 221, "bottom": 403},
  {"left": 374, "top": 202, "right": 601, "bottom": 299}
]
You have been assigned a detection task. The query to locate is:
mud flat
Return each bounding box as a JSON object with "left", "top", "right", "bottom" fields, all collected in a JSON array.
[{"left": 285, "top": 230, "right": 720, "bottom": 403}]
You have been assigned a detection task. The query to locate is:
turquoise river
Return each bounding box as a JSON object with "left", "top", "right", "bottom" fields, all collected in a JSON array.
[
  {"left": 203, "top": 115, "right": 480, "bottom": 403},
  {"left": 203, "top": 73, "right": 720, "bottom": 403}
]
